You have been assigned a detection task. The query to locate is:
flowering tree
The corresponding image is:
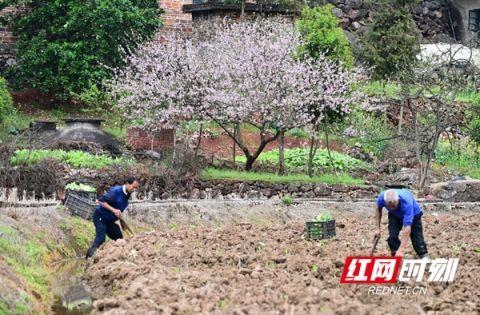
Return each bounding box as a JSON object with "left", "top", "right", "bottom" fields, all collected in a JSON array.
[{"left": 111, "top": 20, "right": 359, "bottom": 171}]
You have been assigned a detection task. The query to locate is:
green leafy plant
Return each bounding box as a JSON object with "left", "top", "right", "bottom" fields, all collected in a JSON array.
[
  {"left": 11, "top": 149, "right": 133, "bottom": 169},
  {"left": 65, "top": 182, "right": 96, "bottom": 192},
  {"left": 281, "top": 195, "right": 293, "bottom": 206},
  {"left": 314, "top": 213, "right": 334, "bottom": 222},
  {"left": 296, "top": 4, "right": 354, "bottom": 68},
  {"left": 3, "top": 0, "right": 162, "bottom": 99},
  {"left": 236, "top": 147, "right": 366, "bottom": 172}
]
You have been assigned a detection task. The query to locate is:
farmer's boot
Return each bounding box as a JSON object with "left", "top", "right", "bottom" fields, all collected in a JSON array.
[
  {"left": 86, "top": 244, "right": 99, "bottom": 259},
  {"left": 390, "top": 250, "right": 396, "bottom": 257}
]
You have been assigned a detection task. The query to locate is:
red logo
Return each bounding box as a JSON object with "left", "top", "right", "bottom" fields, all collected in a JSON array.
[{"left": 340, "top": 256, "right": 402, "bottom": 284}]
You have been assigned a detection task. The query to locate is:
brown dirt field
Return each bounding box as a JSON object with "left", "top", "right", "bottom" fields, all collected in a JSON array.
[
  {"left": 85, "top": 211, "right": 480, "bottom": 315},
  {"left": 198, "top": 131, "right": 345, "bottom": 159}
]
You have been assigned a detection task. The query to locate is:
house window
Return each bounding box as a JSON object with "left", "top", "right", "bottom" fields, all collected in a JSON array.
[{"left": 468, "top": 9, "right": 480, "bottom": 32}]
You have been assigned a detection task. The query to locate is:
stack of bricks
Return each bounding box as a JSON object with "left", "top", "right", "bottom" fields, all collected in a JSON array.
[
  {"left": 126, "top": 127, "right": 175, "bottom": 152},
  {"left": 155, "top": 0, "right": 193, "bottom": 41}
]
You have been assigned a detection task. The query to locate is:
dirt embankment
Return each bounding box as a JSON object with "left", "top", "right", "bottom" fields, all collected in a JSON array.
[
  {"left": 0, "top": 205, "right": 94, "bottom": 314},
  {"left": 86, "top": 209, "right": 480, "bottom": 314}
]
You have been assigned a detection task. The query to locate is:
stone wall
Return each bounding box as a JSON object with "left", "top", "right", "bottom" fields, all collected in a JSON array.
[
  {"left": 326, "top": 0, "right": 449, "bottom": 39},
  {"left": 126, "top": 127, "right": 175, "bottom": 152},
  {"left": 160, "top": 180, "right": 380, "bottom": 200}
]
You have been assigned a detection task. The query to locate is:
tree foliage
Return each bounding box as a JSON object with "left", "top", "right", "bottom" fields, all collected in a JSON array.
[
  {"left": 296, "top": 4, "right": 354, "bottom": 68},
  {"left": 2, "top": 0, "right": 162, "bottom": 99},
  {"left": 111, "top": 20, "right": 361, "bottom": 170},
  {"left": 361, "top": 0, "right": 420, "bottom": 80}
]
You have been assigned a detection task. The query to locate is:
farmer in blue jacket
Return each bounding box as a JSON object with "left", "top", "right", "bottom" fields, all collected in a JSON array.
[
  {"left": 374, "top": 189, "right": 428, "bottom": 258},
  {"left": 86, "top": 177, "right": 140, "bottom": 258}
]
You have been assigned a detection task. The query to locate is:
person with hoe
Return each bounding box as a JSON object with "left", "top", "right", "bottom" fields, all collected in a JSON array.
[
  {"left": 374, "top": 189, "right": 428, "bottom": 258},
  {"left": 86, "top": 177, "right": 140, "bottom": 258}
]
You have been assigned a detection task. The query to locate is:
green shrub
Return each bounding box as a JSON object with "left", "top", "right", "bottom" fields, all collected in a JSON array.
[
  {"left": 281, "top": 195, "right": 293, "bottom": 206},
  {"left": 0, "top": 76, "right": 19, "bottom": 134},
  {"left": 236, "top": 147, "right": 365, "bottom": 172},
  {"left": 464, "top": 99, "right": 480, "bottom": 146},
  {"left": 361, "top": 0, "right": 420, "bottom": 80},
  {"left": 5, "top": 0, "right": 162, "bottom": 99},
  {"left": 10, "top": 149, "right": 133, "bottom": 169},
  {"left": 296, "top": 5, "right": 354, "bottom": 68}
]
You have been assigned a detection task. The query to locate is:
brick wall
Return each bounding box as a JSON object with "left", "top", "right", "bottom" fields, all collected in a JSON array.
[
  {"left": 0, "top": 6, "right": 19, "bottom": 68},
  {"left": 155, "top": 0, "right": 192, "bottom": 40},
  {"left": 126, "top": 127, "right": 174, "bottom": 151}
]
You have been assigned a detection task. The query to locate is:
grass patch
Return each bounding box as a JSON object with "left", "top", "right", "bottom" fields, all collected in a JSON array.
[
  {"left": 58, "top": 215, "right": 94, "bottom": 252},
  {"left": 200, "top": 168, "right": 363, "bottom": 185},
  {"left": 362, "top": 81, "right": 480, "bottom": 104},
  {"left": 434, "top": 142, "right": 480, "bottom": 179},
  {"left": 0, "top": 226, "right": 50, "bottom": 307}
]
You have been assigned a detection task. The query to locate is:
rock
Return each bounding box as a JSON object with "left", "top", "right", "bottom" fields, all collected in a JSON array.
[
  {"left": 303, "top": 191, "right": 316, "bottom": 199},
  {"left": 261, "top": 188, "right": 275, "bottom": 198},
  {"left": 141, "top": 150, "right": 161, "bottom": 160},
  {"left": 314, "top": 184, "right": 332, "bottom": 197},
  {"left": 239, "top": 268, "right": 252, "bottom": 275},
  {"left": 287, "top": 183, "right": 301, "bottom": 193},
  {"left": 334, "top": 260, "right": 344, "bottom": 268},
  {"left": 346, "top": 0, "right": 363, "bottom": 9},
  {"left": 247, "top": 190, "right": 260, "bottom": 199},
  {"left": 191, "top": 188, "right": 200, "bottom": 199},
  {"left": 272, "top": 257, "right": 287, "bottom": 264},
  {"left": 332, "top": 185, "right": 349, "bottom": 193},
  {"left": 301, "top": 184, "right": 313, "bottom": 193},
  {"left": 349, "top": 9, "right": 360, "bottom": 21},
  {"left": 351, "top": 21, "right": 362, "bottom": 31},
  {"left": 161, "top": 192, "right": 172, "bottom": 199},
  {"left": 430, "top": 178, "right": 480, "bottom": 202},
  {"left": 332, "top": 7, "right": 344, "bottom": 19}
]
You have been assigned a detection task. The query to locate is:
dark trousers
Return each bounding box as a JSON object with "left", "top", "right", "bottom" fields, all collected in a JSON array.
[
  {"left": 387, "top": 213, "right": 428, "bottom": 257},
  {"left": 86, "top": 210, "right": 123, "bottom": 258}
]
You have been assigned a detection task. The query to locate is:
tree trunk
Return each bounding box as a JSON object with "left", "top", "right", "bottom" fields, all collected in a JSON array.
[
  {"left": 232, "top": 125, "right": 237, "bottom": 165},
  {"left": 241, "top": 0, "right": 245, "bottom": 19},
  {"left": 245, "top": 155, "right": 255, "bottom": 171},
  {"left": 194, "top": 123, "right": 203, "bottom": 159},
  {"left": 324, "top": 121, "right": 337, "bottom": 175},
  {"left": 419, "top": 130, "right": 442, "bottom": 189},
  {"left": 398, "top": 103, "right": 404, "bottom": 134},
  {"left": 278, "top": 130, "right": 285, "bottom": 175},
  {"left": 307, "top": 125, "right": 321, "bottom": 178},
  {"left": 308, "top": 134, "right": 315, "bottom": 178}
]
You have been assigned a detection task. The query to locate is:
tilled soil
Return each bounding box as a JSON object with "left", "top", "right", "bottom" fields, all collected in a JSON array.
[{"left": 85, "top": 211, "right": 480, "bottom": 315}]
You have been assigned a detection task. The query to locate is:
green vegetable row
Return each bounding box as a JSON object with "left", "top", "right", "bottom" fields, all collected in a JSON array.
[{"left": 10, "top": 149, "right": 133, "bottom": 169}]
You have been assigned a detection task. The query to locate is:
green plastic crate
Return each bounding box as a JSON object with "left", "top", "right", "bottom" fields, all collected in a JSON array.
[{"left": 306, "top": 220, "right": 336, "bottom": 240}]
